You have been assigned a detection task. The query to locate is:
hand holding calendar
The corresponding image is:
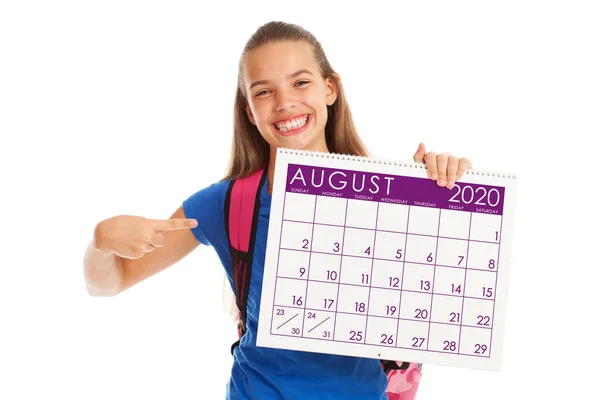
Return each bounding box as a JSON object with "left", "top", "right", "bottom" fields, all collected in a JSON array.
[
  {"left": 412, "top": 142, "right": 472, "bottom": 188},
  {"left": 257, "top": 149, "right": 516, "bottom": 371}
]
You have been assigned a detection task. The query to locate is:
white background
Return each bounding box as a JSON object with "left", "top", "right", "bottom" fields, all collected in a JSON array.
[{"left": 1, "top": 1, "right": 598, "bottom": 399}]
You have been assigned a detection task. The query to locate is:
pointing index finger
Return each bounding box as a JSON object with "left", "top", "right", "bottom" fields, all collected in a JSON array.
[{"left": 154, "top": 218, "right": 198, "bottom": 232}]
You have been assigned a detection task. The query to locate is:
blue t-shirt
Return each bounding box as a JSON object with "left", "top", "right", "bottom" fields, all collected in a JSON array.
[{"left": 183, "top": 178, "right": 388, "bottom": 400}]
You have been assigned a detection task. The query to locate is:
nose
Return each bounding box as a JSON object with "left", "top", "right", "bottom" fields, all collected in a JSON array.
[{"left": 275, "top": 89, "right": 296, "bottom": 112}]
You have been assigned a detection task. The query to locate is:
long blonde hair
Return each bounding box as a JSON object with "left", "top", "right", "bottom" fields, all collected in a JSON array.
[{"left": 222, "top": 21, "right": 370, "bottom": 322}]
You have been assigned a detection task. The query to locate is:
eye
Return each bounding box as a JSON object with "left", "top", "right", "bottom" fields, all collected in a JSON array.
[
  {"left": 255, "top": 90, "right": 269, "bottom": 97},
  {"left": 295, "top": 80, "right": 310, "bottom": 87}
]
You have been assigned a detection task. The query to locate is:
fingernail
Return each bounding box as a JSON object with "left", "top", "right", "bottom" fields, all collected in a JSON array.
[
  {"left": 431, "top": 173, "right": 437, "bottom": 180},
  {"left": 438, "top": 179, "right": 446, "bottom": 186},
  {"left": 448, "top": 180, "right": 454, "bottom": 187}
]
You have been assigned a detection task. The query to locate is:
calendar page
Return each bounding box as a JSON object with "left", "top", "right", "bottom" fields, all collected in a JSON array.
[{"left": 256, "top": 148, "right": 517, "bottom": 371}]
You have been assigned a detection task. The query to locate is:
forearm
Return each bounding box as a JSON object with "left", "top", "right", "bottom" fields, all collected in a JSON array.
[{"left": 83, "top": 229, "right": 124, "bottom": 297}]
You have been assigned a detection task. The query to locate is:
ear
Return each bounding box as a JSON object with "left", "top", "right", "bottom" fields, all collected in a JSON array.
[
  {"left": 325, "top": 74, "right": 339, "bottom": 106},
  {"left": 245, "top": 102, "right": 256, "bottom": 125}
]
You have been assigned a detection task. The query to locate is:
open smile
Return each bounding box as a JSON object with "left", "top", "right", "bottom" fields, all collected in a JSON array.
[{"left": 272, "top": 114, "right": 312, "bottom": 136}]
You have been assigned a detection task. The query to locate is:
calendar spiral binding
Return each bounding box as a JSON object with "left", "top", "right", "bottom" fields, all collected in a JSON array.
[{"left": 276, "top": 148, "right": 517, "bottom": 180}]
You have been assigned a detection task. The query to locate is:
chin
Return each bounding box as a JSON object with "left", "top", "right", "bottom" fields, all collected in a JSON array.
[{"left": 276, "top": 138, "right": 311, "bottom": 151}]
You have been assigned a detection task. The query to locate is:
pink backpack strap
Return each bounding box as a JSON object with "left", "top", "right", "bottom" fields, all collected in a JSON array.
[
  {"left": 224, "top": 167, "right": 268, "bottom": 354},
  {"left": 227, "top": 168, "right": 265, "bottom": 252}
]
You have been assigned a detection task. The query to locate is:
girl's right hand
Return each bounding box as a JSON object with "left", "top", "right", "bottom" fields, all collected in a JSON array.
[{"left": 94, "top": 215, "right": 198, "bottom": 259}]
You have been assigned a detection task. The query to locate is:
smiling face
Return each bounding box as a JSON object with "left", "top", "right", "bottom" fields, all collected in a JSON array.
[{"left": 242, "top": 40, "right": 338, "bottom": 153}]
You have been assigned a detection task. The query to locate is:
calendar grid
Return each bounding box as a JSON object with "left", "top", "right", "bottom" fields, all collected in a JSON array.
[
  {"left": 271, "top": 201, "right": 500, "bottom": 355},
  {"left": 363, "top": 202, "right": 380, "bottom": 346},
  {"left": 457, "top": 212, "right": 473, "bottom": 354},
  {"left": 300, "top": 195, "right": 318, "bottom": 338},
  {"left": 425, "top": 209, "right": 442, "bottom": 350},
  {"left": 331, "top": 199, "right": 349, "bottom": 342}
]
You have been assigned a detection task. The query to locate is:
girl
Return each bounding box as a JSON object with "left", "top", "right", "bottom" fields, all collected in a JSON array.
[{"left": 84, "top": 21, "right": 472, "bottom": 400}]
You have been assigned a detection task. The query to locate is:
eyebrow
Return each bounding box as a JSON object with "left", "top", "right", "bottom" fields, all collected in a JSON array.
[{"left": 249, "top": 69, "right": 314, "bottom": 90}]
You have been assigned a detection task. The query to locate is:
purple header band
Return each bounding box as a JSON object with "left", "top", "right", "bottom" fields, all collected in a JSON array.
[{"left": 286, "top": 163, "right": 505, "bottom": 215}]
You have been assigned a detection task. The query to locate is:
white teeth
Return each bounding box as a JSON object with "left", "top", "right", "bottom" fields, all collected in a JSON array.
[{"left": 275, "top": 115, "right": 308, "bottom": 132}]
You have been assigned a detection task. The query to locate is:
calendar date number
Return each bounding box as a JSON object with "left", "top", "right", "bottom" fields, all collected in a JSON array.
[
  {"left": 381, "top": 334, "right": 394, "bottom": 345},
  {"left": 443, "top": 340, "right": 457, "bottom": 351},
  {"left": 475, "top": 344, "right": 488, "bottom": 354}
]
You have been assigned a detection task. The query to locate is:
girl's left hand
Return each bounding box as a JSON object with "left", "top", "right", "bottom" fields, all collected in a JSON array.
[{"left": 413, "top": 142, "right": 472, "bottom": 189}]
